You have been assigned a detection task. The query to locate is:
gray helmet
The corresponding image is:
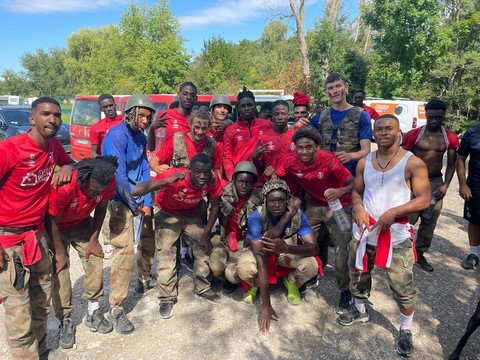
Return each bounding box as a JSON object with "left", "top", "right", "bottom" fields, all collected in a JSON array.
[
  {"left": 125, "top": 94, "right": 156, "bottom": 115},
  {"left": 233, "top": 161, "right": 258, "bottom": 182},
  {"left": 209, "top": 94, "right": 232, "bottom": 113}
]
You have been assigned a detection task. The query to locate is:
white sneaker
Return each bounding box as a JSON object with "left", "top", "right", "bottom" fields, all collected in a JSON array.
[{"left": 104, "top": 244, "right": 115, "bottom": 259}]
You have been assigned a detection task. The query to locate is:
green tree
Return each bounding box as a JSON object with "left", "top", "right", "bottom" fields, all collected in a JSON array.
[{"left": 0, "top": 70, "right": 33, "bottom": 96}]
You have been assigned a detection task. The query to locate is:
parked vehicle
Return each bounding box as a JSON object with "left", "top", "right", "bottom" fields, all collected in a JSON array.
[
  {"left": 364, "top": 99, "right": 427, "bottom": 134},
  {"left": 70, "top": 93, "right": 293, "bottom": 161},
  {"left": 0, "top": 105, "right": 71, "bottom": 152}
]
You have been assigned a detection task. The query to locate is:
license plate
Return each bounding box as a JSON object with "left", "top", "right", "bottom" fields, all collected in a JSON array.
[{"left": 77, "top": 138, "right": 89, "bottom": 145}]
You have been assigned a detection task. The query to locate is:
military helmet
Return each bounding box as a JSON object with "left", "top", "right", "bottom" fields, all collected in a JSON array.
[
  {"left": 233, "top": 161, "right": 258, "bottom": 182},
  {"left": 209, "top": 94, "right": 232, "bottom": 113},
  {"left": 124, "top": 94, "right": 156, "bottom": 115}
]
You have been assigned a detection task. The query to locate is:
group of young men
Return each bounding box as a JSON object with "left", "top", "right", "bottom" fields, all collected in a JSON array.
[{"left": 0, "top": 72, "right": 479, "bottom": 359}]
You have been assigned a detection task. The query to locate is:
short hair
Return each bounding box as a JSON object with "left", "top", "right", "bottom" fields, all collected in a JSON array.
[
  {"left": 425, "top": 99, "right": 447, "bottom": 112},
  {"left": 324, "top": 72, "right": 347, "bottom": 86},
  {"left": 237, "top": 86, "right": 255, "bottom": 102},
  {"left": 260, "top": 102, "right": 272, "bottom": 112},
  {"left": 190, "top": 153, "right": 212, "bottom": 169},
  {"left": 74, "top": 155, "right": 118, "bottom": 188},
  {"left": 179, "top": 82, "right": 198, "bottom": 94},
  {"left": 32, "top": 97, "right": 60, "bottom": 112},
  {"left": 353, "top": 89, "right": 365, "bottom": 96},
  {"left": 98, "top": 94, "right": 114, "bottom": 104},
  {"left": 169, "top": 100, "right": 179, "bottom": 109},
  {"left": 292, "top": 126, "right": 322, "bottom": 146},
  {"left": 375, "top": 114, "right": 400, "bottom": 124},
  {"left": 272, "top": 100, "right": 289, "bottom": 109},
  {"left": 188, "top": 109, "right": 211, "bottom": 125}
]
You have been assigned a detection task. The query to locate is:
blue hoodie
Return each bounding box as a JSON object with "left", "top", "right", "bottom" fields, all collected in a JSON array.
[{"left": 102, "top": 122, "right": 152, "bottom": 211}]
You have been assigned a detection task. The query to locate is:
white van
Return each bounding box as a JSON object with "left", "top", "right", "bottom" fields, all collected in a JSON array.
[{"left": 364, "top": 99, "right": 427, "bottom": 134}]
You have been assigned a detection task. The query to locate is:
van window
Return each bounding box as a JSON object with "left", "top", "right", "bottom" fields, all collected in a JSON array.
[
  {"left": 394, "top": 105, "right": 408, "bottom": 116},
  {"left": 71, "top": 100, "right": 100, "bottom": 126}
]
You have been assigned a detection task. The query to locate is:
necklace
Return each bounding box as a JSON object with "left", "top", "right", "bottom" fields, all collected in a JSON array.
[{"left": 376, "top": 148, "right": 400, "bottom": 187}]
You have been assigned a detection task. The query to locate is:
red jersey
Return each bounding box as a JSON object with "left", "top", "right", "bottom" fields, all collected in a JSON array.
[
  {"left": 277, "top": 150, "right": 352, "bottom": 207},
  {"left": 402, "top": 125, "right": 460, "bottom": 151},
  {"left": 363, "top": 105, "right": 380, "bottom": 120},
  {"left": 0, "top": 132, "right": 71, "bottom": 229},
  {"left": 159, "top": 108, "right": 190, "bottom": 139},
  {"left": 48, "top": 171, "right": 115, "bottom": 232},
  {"left": 155, "top": 168, "right": 222, "bottom": 214},
  {"left": 223, "top": 118, "right": 274, "bottom": 179},
  {"left": 156, "top": 132, "right": 222, "bottom": 170},
  {"left": 259, "top": 127, "right": 296, "bottom": 169},
  {"left": 90, "top": 115, "right": 123, "bottom": 155}
]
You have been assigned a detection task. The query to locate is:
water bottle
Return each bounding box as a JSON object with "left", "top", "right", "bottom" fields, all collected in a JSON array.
[
  {"left": 156, "top": 127, "right": 166, "bottom": 150},
  {"left": 328, "top": 198, "right": 351, "bottom": 231}
]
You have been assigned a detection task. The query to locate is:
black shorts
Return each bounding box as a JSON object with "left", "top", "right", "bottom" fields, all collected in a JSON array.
[{"left": 464, "top": 196, "right": 480, "bottom": 226}]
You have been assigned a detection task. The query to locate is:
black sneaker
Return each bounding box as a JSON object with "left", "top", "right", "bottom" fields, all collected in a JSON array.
[
  {"left": 416, "top": 254, "right": 434, "bottom": 272},
  {"left": 195, "top": 289, "right": 221, "bottom": 304},
  {"left": 337, "top": 306, "right": 370, "bottom": 326},
  {"left": 135, "top": 276, "right": 157, "bottom": 293},
  {"left": 58, "top": 320, "right": 75, "bottom": 349},
  {"left": 337, "top": 291, "right": 353, "bottom": 315},
  {"left": 461, "top": 254, "right": 479, "bottom": 270},
  {"left": 159, "top": 301, "right": 174, "bottom": 319},
  {"left": 85, "top": 309, "right": 113, "bottom": 334},
  {"left": 181, "top": 253, "right": 194, "bottom": 273},
  {"left": 397, "top": 329, "right": 414, "bottom": 357},
  {"left": 222, "top": 280, "right": 238, "bottom": 294},
  {"left": 108, "top": 307, "right": 134, "bottom": 335},
  {"left": 299, "top": 275, "right": 319, "bottom": 296}
]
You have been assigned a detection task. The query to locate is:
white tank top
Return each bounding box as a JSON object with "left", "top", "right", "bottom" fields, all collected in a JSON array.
[{"left": 353, "top": 151, "right": 413, "bottom": 246}]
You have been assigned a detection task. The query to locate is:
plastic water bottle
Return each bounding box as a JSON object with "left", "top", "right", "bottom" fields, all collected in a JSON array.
[
  {"left": 328, "top": 198, "right": 351, "bottom": 231},
  {"left": 156, "top": 127, "right": 166, "bottom": 150}
]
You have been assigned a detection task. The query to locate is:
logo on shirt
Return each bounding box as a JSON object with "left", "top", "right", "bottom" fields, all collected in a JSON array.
[
  {"left": 70, "top": 198, "right": 79, "bottom": 208},
  {"left": 296, "top": 170, "right": 303, "bottom": 178},
  {"left": 290, "top": 143, "right": 296, "bottom": 152},
  {"left": 267, "top": 141, "right": 274, "bottom": 151},
  {"left": 259, "top": 131, "right": 264, "bottom": 136},
  {"left": 236, "top": 135, "right": 244, "bottom": 141},
  {"left": 28, "top": 154, "right": 35, "bottom": 167},
  {"left": 173, "top": 120, "right": 178, "bottom": 129},
  {"left": 21, "top": 152, "right": 56, "bottom": 187},
  {"left": 173, "top": 187, "right": 188, "bottom": 202},
  {"left": 317, "top": 172, "right": 324, "bottom": 180}
]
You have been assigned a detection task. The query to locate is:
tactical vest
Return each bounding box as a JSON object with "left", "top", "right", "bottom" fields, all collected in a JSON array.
[
  {"left": 220, "top": 184, "right": 263, "bottom": 236},
  {"left": 319, "top": 107, "right": 363, "bottom": 153},
  {"left": 258, "top": 205, "right": 302, "bottom": 246},
  {"left": 171, "top": 132, "right": 216, "bottom": 168}
]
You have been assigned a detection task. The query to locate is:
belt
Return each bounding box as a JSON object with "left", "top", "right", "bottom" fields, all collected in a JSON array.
[{"left": 0, "top": 226, "right": 38, "bottom": 234}]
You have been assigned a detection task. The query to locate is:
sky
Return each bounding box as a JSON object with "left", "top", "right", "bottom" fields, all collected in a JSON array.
[{"left": 0, "top": 0, "right": 358, "bottom": 75}]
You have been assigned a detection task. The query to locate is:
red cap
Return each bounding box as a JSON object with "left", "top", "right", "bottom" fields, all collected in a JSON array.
[{"left": 293, "top": 92, "right": 310, "bottom": 106}]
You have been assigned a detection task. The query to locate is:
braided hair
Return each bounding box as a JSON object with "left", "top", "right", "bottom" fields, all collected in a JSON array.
[
  {"left": 75, "top": 155, "right": 119, "bottom": 188},
  {"left": 262, "top": 179, "right": 291, "bottom": 203}
]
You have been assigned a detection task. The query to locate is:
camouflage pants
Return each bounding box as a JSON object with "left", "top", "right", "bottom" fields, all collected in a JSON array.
[
  {"left": 237, "top": 248, "right": 318, "bottom": 288},
  {"left": 209, "top": 236, "right": 243, "bottom": 284},
  {"left": 348, "top": 238, "right": 418, "bottom": 311},
  {"left": 107, "top": 200, "right": 136, "bottom": 307},
  {"left": 0, "top": 230, "right": 52, "bottom": 360},
  {"left": 51, "top": 218, "right": 104, "bottom": 321},
  {"left": 155, "top": 207, "right": 211, "bottom": 301},
  {"left": 304, "top": 204, "right": 352, "bottom": 292},
  {"left": 408, "top": 177, "right": 444, "bottom": 254},
  {"left": 136, "top": 213, "right": 155, "bottom": 281}
]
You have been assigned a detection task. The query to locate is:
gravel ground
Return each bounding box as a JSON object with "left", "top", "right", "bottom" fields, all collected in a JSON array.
[{"left": 1, "top": 159, "right": 479, "bottom": 360}]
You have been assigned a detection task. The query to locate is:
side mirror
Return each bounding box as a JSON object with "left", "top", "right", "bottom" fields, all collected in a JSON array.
[{"left": 0, "top": 121, "right": 7, "bottom": 131}]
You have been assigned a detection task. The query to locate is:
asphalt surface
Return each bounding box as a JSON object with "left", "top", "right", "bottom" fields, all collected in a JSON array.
[{"left": 1, "top": 161, "right": 479, "bottom": 360}]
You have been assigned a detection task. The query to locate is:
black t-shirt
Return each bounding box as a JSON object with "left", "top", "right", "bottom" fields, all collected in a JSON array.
[{"left": 458, "top": 124, "right": 480, "bottom": 194}]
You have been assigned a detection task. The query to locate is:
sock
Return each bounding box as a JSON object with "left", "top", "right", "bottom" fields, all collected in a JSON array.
[
  {"left": 470, "top": 246, "right": 479, "bottom": 257},
  {"left": 354, "top": 297, "right": 366, "bottom": 313},
  {"left": 287, "top": 273, "right": 295, "bottom": 283},
  {"left": 87, "top": 301, "right": 100, "bottom": 316},
  {"left": 180, "top": 245, "right": 189, "bottom": 258},
  {"left": 400, "top": 312, "right": 414, "bottom": 330}
]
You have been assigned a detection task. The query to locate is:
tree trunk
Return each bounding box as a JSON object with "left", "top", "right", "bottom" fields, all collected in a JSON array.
[{"left": 289, "top": 0, "right": 311, "bottom": 94}]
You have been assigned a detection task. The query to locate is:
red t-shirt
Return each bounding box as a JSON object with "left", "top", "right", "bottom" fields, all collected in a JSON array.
[
  {"left": 277, "top": 150, "right": 352, "bottom": 207},
  {"left": 402, "top": 126, "right": 460, "bottom": 151},
  {"left": 48, "top": 171, "right": 115, "bottom": 232},
  {"left": 159, "top": 108, "right": 190, "bottom": 139},
  {"left": 155, "top": 168, "right": 222, "bottom": 214},
  {"left": 260, "top": 127, "right": 296, "bottom": 169},
  {"left": 0, "top": 132, "right": 72, "bottom": 229},
  {"left": 90, "top": 115, "right": 124, "bottom": 155},
  {"left": 363, "top": 105, "right": 380, "bottom": 120},
  {"left": 156, "top": 132, "right": 222, "bottom": 170},
  {"left": 223, "top": 118, "right": 274, "bottom": 179},
  {"left": 225, "top": 197, "right": 248, "bottom": 238}
]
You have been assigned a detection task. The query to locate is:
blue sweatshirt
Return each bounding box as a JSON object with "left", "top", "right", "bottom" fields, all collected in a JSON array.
[{"left": 102, "top": 122, "right": 152, "bottom": 211}]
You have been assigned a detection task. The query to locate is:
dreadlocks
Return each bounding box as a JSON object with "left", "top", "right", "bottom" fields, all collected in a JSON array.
[
  {"left": 75, "top": 155, "right": 119, "bottom": 188},
  {"left": 124, "top": 108, "right": 139, "bottom": 131},
  {"left": 262, "top": 179, "right": 291, "bottom": 203}
]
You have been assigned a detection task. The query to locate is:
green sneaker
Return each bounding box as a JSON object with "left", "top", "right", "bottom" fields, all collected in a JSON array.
[
  {"left": 243, "top": 286, "right": 258, "bottom": 304},
  {"left": 283, "top": 277, "right": 301, "bottom": 305}
]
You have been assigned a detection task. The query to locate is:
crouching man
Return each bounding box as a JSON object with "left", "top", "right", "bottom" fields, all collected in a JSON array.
[
  {"left": 237, "top": 179, "right": 318, "bottom": 333},
  {"left": 46, "top": 156, "right": 118, "bottom": 348},
  {"left": 131, "top": 153, "right": 222, "bottom": 319}
]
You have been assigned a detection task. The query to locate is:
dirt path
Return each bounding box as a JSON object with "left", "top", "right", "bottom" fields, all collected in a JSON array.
[{"left": 1, "top": 164, "right": 479, "bottom": 360}]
